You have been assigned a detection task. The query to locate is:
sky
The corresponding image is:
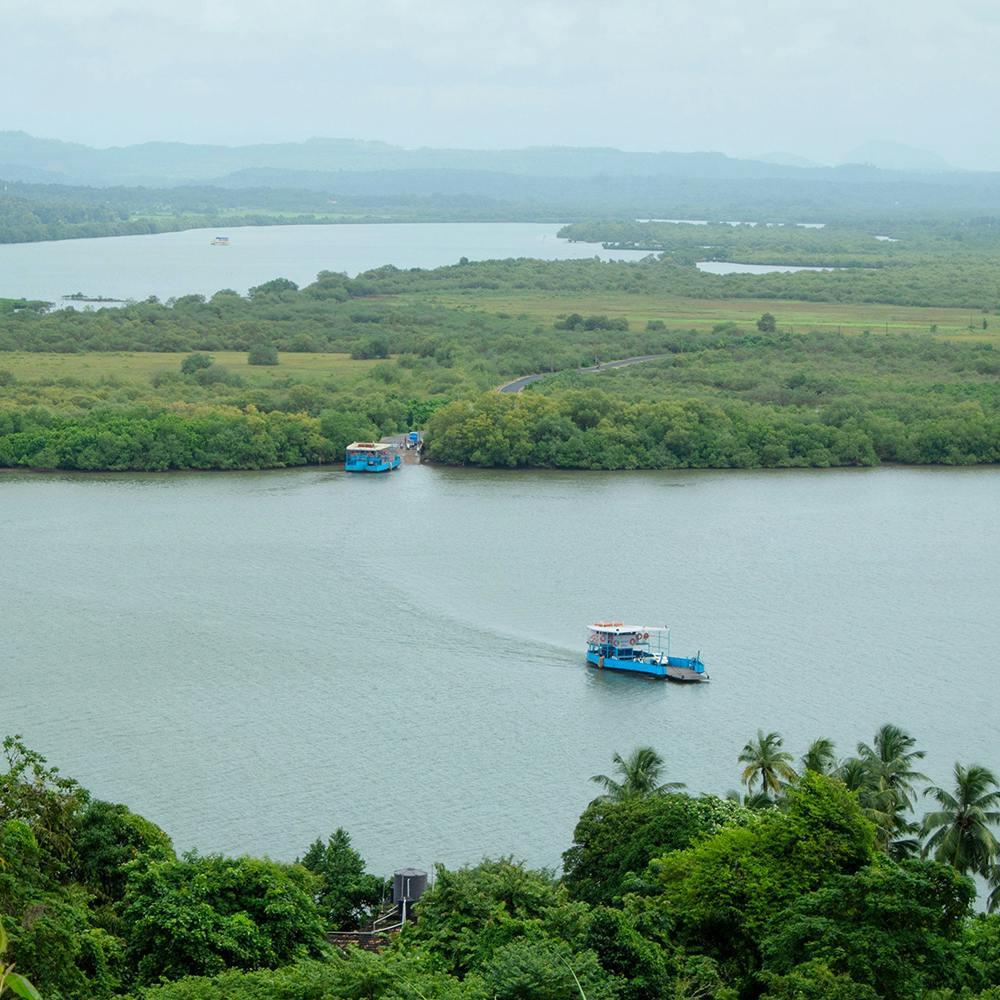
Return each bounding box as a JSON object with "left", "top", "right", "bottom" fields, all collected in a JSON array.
[{"left": 2, "top": 0, "right": 999, "bottom": 168}]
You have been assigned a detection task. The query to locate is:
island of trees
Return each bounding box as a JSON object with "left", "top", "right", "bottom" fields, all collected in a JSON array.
[{"left": 2, "top": 725, "right": 1000, "bottom": 1000}]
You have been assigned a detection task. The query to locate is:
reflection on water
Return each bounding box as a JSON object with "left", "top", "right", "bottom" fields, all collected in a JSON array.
[{"left": 2, "top": 465, "right": 998, "bottom": 874}]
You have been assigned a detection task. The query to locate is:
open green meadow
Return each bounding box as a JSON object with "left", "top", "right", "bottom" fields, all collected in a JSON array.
[
  {"left": 427, "top": 290, "right": 995, "bottom": 341},
  {"left": 0, "top": 351, "right": 384, "bottom": 385}
]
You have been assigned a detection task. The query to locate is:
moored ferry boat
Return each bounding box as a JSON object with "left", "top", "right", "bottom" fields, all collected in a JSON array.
[
  {"left": 586, "top": 622, "right": 708, "bottom": 681},
  {"left": 345, "top": 441, "right": 401, "bottom": 473},
  {"left": 210, "top": 235, "right": 230, "bottom": 245}
]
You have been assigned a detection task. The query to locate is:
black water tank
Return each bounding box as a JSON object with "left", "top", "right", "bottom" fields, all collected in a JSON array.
[{"left": 392, "top": 868, "right": 428, "bottom": 904}]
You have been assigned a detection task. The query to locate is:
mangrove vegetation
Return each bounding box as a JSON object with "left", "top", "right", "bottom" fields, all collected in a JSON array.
[{"left": 1, "top": 219, "right": 999, "bottom": 470}]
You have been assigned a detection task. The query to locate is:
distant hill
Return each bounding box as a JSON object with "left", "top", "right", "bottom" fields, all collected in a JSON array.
[
  {"left": 4, "top": 132, "right": 1000, "bottom": 227},
  {"left": 753, "top": 152, "right": 824, "bottom": 169},
  {"left": 843, "top": 141, "right": 953, "bottom": 173},
  {"left": 0, "top": 130, "right": 954, "bottom": 188}
]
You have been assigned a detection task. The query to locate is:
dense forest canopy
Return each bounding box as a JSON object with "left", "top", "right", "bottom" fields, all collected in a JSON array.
[{"left": 3, "top": 728, "right": 1000, "bottom": 1000}]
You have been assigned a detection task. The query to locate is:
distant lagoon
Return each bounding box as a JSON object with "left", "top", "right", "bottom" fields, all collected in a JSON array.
[
  {"left": 0, "top": 222, "right": 650, "bottom": 304},
  {"left": 696, "top": 260, "right": 849, "bottom": 275}
]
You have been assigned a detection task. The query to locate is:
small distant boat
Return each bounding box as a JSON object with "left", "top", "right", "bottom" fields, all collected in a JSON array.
[
  {"left": 210, "top": 236, "right": 230, "bottom": 246},
  {"left": 345, "top": 441, "right": 401, "bottom": 473},
  {"left": 586, "top": 622, "right": 708, "bottom": 681}
]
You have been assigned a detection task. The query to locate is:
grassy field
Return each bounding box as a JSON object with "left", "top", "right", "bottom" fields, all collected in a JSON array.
[
  {"left": 429, "top": 290, "right": 996, "bottom": 342},
  {"left": 0, "top": 351, "right": 386, "bottom": 383}
]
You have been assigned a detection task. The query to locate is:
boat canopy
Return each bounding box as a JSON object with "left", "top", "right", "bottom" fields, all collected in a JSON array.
[
  {"left": 346, "top": 441, "right": 393, "bottom": 452},
  {"left": 588, "top": 622, "right": 669, "bottom": 634}
]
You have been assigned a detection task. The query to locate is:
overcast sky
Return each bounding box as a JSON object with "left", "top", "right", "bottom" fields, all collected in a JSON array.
[{"left": 3, "top": 0, "right": 999, "bottom": 168}]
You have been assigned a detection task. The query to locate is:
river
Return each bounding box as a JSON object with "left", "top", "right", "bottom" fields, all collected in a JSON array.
[
  {"left": 0, "top": 222, "right": 647, "bottom": 304},
  {"left": 3, "top": 465, "right": 997, "bottom": 876}
]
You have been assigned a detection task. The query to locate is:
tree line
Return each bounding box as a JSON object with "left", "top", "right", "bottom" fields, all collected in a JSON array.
[{"left": 3, "top": 725, "right": 1000, "bottom": 1000}]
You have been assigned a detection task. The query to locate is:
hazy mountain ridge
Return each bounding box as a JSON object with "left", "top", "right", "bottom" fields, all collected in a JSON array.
[
  {"left": 5, "top": 132, "right": 1000, "bottom": 230},
  {"left": 0, "top": 130, "right": 976, "bottom": 188}
]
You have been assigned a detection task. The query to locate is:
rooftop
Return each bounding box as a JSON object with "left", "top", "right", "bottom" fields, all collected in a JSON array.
[{"left": 346, "top": 441, "right": 393, "bottom": 452}]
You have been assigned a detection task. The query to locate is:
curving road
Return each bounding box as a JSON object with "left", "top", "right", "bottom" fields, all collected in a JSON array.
[{"left": 496, "top": 353, "right": 668, "bottom": 393}]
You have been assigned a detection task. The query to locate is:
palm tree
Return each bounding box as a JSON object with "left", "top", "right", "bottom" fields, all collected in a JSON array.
[
  {"left": 921, "top": 763, "right": 1000, "bottom": 876},
  {"left": 801, "top": 737, "right": 837, "bottom": 776},
  {"left": 857, "top": 723, "right": 928, "bottom": 812},
  {"left": 852, "top": 723, "right": 929, "bottom": 857},
  {"left": 738, "top": 730, "right": 797, "bottom": 796},
  {"left": 590, "top": 746, "right": 686, "bottom": 801},
  {"left": 836, "top": 756, "right": 870, "bottom": 792},
  {"left": 724, "top": 787, "right": 778, "bottom": 811}
]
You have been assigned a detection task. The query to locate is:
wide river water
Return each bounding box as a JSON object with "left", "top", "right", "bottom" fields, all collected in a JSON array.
[
  {"left": 3, "top": 465, "right": 998, "bottom": 875},
  {"left": 0, "top": 222, "right": 646, "bottom": 304}
]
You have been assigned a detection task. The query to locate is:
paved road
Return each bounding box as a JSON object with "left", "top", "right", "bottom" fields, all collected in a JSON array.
[
  {"left": 496, "top": 354, "right": 668, "bottom": 393},
  {"left": 378, "top": 357, "right": 670, "bottom": 452}
]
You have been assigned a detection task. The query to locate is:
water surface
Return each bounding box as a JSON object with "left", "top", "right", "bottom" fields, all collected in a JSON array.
[
  {"left": 3, "top": 466, "right": 997, "bottom": 875},
  {"left": 697, "top": 260, "right": 845, "bottom": 275},
  {"left": 0, "top": 223, "right": 647, "bottom": 304}
]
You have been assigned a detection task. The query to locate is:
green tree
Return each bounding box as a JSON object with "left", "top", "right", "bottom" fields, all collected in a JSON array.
[
  {"left": 298, "top": 828, "right": 386, "bottom": 930},
  {"left": 654, "top": 773, "right": 876, "bottom": 984},
  {"left": 856, "top": 723, "right": 928, "bottom": 810},
  {"left": 922, "top": 763, "right": 1000, "bottom": 876},
  {"left": 73, "top": 800, "right": 174, "bottom": 903},
  {"left": 88, "top": 954, "right": 477, "bottom": 1000},
  {"left": 351, "top": 336, "right": 390, "bottom": 360},
  {"left": 0, "top": 736, "right": 84, "bottom": 877},
  {"left": 757, "top": 313, "right": 777, "bottom": 333},
  {"left": 399, "top": 858, "right": 588, "bottom": 978},
  {"left": 119, "top": 854, "right": 327, "bottom": 984},
  {"left": 562, "top": 794, "right": 754, "bottom": 905},
  {"left": 0, "top": 922, "right": 41, "bottom": 1000},
  {"left": 853, "top": 722, "right": 928, "bottom": 856},
  {"left": 800, "top": 738, "right": 837, "bottom": 776},
  {"left": 7, "top": 890, "right": 123, "bottom": 1000},
  {"left": 247, "top": 278, "right": 298, "bottom": 298},
  {"left": 835, "top": 756, "right": 870, "bottom": 793},
  {"left": 475, "top": 938, "right": 620, "bottom": 1000},
  {"left": 247, "top": 343, "right": 278, "bottom": 366},
  {"left": 759, "top": 858, "right": 973, "bottom": 1000},
  {"left": 584, "top": 906, "right": 670, "bottom": 1000},
  {"left": 760, "top": 960, "right": 880, "bottom": 1000},
  {"left": 590, "top": 747, "right": 686, "bottom": 802},
  {"left": 738, "top": 731, "right": 796, "bottom": 797},
  {"left": 956, "top": 913, "right": 1000, "bottom": 991},
  {"left": 318, "top": 410, "right": 380, "bottom": 456},
  {"left": 180, "top": 353, "right": 214, "bottom": 375}
]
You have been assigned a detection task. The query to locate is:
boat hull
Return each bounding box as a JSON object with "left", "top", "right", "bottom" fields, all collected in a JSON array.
[
  {"left": 586, "top": 651, "right": 667, "bottom": 678},
  {"left": 585, "top": 650, "right": 708, "bottom": 681},
  {"left": 665, "top": 665, "right": 709, "bottom": 682},
  {"left": 345, "top": 455, "right": 401, "bottom": 473}
]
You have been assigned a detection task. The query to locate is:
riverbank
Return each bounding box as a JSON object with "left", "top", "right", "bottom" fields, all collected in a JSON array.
[{"left": 5, "top": 463, "right": 999, "bottom": 876}]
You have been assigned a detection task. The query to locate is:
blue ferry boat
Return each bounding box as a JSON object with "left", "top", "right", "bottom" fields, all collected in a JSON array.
[
  {"left": 345, "top": 441, "right": 401, "bottom": 473},
  {"left": 586, "top": 622, "right": 708, "bottom": 681}
]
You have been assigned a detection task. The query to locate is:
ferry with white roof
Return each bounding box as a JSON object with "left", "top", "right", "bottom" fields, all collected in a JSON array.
[{"left": 586, "top": 622, "right": 708, "bottom": 681}]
